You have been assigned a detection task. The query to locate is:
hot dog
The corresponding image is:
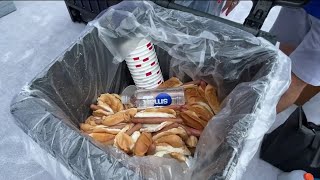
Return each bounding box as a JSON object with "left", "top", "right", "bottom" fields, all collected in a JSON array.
[
  {"left": 105, "top": 123, "right": 128, "bottom": 129},
  {"left": 179, "top": 125, "right": 202, "bottom": 137},
  {"left": 147, "top": 143, "right": 156, "bottom": 155},
  {"left": 131, "top": 117, "right": 183, "bottom": 124},
  {"left": 126, "top": 123, "right": 142, "bottom": 136},
  {"left": 183, "top": 80, "right": 200, "bottom": 86},
  {"left": 152, "top": 123, "right": 179, "bottom": 136},
  {"left": 90, "top": 104, "right": 102, "bottom": 110},
  {"left": 200, "top": 80, "right": 207, "bottom": 90},
  {"left": 165, "top": 105, "right": 183, "bottom": 111}
]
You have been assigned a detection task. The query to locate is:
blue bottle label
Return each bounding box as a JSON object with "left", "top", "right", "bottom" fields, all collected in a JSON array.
[{"left": 154, "top": 93, "right": 172, "bottom": 106}]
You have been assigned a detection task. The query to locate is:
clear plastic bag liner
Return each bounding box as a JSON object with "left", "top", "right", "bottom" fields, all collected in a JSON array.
[
  {"left": 10, "top": 1, "right": 290, "bottom": 180},
  {"left": 174, "top": 0, "right": 223, "bottom": 16}
]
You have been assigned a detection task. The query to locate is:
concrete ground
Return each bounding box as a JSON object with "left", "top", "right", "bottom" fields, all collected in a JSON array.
[
  {"left": 1, "top": 1, "right": 318, "bottom": 180},
  {"left": 0, "top": 1, "right": 85, "bottom": 180}
]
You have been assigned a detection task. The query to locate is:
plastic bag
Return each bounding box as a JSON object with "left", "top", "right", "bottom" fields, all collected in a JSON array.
[
  {"left": 10, "top": 1, "right": 291, "bottom": 179},
  {"left": 174, "top": 0, "right": 223, "bottom": 16}
]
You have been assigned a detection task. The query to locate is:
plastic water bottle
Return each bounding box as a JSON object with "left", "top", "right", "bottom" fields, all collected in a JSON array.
[
  {"left": 121, "top": 86, "right": 185, "bottom": 109},
  {"left": 278, "top": 170, "right": 314, "bottom": 180}
]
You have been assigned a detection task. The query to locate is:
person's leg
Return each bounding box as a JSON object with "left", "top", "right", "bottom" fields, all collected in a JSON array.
[
  {"left": 287, "top": 15, "right": 320, "bottom": 109},
  {"left": 279, "top": 44, "right": 296, "bottom": 57},
  {"left": 295, "top": 85, "right": 320, "bottom": 106},
  {"left": 276, "top": 73, "right": 307, "bottom": 113},
  {"left": 277, "top": 15, "right": 320, "bottom": 112},
  {"left": 275, "top": 44, "right": 307, "bottom": 113},
  {"left": 277, "top": 43, "right": 320, "bottom": 110},
  {"left": 269, "top": 8, "right": 313, "bottom": 113}
]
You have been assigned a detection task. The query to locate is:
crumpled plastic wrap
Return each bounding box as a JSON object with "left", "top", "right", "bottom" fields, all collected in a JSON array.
[
  {"left": 10, "top": 1, "right": 290, "bottom": 180},
  {"left": 174, "top": 0, "right": 223, "bottom": 16}
]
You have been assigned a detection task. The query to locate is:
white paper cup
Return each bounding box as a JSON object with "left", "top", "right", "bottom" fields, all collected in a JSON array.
[
  {"left": 132, "top": 69, "right": 163, "bottom": 89},
  {"left": 130, "top": 42, "right": 153, "bottom": 55},
  {"left": 129, "top": 39, "right": 152, "bottom": 50},
  {"left": 125, "top": 38, "right": 163, "bottom": 89},
  {"left": 126, "top": 47, "right": 155, "bottom": 62},
  {"left": 128, "top": 59, "right": 159, "bottom": 73},
  {"left": 128, "top": 45, "right": 154, "bottom": 57},
  {"left": 128, "top": 61, "right": 159, "bottom": 75},
  {"left": 143, "top": 82, "right": 162, "bottom": 89},
  {"left": 137, "top": 38, "right": 150, "bottom": 47},
  {"left": 136, "top": 79, "right": 162, "bottom": 89},
  {"left": 127, "top": 57, "right": 159, "bottom": 72},
  {"left": 128, "top": 62, "right": 159, "bottom": 74},
  {"left": 126, "top": 58, "right": 157, "bottom": 69},
  {"left": 134, "top": 72, "right": 162, "bottom": 84},
  {"left": 125, "top": 51, "right": 156, "bottom": 66},
  {"left": 130, "top": 65, "right": 160, "bottom": 78},
  {"left": 134, "top": 74, "right": 163, "bottom": 86}
]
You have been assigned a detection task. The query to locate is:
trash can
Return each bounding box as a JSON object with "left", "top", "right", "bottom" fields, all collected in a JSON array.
[{"left": 11, "top": 1, "right": 291, "bottom": 179}]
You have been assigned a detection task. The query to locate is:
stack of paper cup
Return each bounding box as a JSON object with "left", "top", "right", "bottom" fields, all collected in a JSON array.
[{"left": 125, "top": 39, "right": 164, "bottom": 89}]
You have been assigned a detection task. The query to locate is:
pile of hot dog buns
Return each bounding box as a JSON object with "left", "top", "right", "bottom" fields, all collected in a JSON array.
[{"left": 80, "top": 77, "right": 220, "bottom": 162}]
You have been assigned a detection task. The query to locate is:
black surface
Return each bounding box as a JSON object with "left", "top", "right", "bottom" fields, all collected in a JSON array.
[
  {"left": 64, "top": 0, "right": 308, "bottom": 44},
  {"left": 261, "top": 107, "right": 320, "bottom": 178}
]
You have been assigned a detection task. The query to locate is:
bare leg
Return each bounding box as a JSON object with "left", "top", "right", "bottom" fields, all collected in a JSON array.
[
  {"left": 276, "top": 73, "right": 307, "bottom": 113},
  {"left": 279, "top": 44, "right": 296, "bottom": 56},
  {"left": 295, "top": 85, "right": 320, "bottom": 106},
  {"left": 276, "top": 44, "right": 307, "bottom": 113}
]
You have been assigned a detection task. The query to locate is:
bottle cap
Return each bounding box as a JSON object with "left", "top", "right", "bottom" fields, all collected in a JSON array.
[
  {"left": 121, "top": 85, "right": 137, "bottom": 104},
  {"left": 121, "top": 85, "right": 137, "bottom": 96},
  {"left": 121, "top": 96, "right": 130, "bottom": 104},
  {"left": 304, "top": 173, "right": 314, "bottom": 180}
]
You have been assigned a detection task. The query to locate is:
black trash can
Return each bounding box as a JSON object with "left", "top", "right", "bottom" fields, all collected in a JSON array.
[{"left": 11, "top": 1, "right": 294, "bottom": 180}]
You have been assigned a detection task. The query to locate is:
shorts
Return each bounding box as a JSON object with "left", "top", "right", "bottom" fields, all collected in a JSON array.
[{"left": 270, "top": 7, "right": 320, "bottom": 86}]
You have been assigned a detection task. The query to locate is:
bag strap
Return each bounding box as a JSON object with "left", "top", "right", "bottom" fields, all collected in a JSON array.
[
  {"left": 306, "top": 114, "right": 320, "bottom": 167},
  {"left": 299, "top": 107, "right": 320, "bottom": 149},
  {"left": 308, "top": 121, "right": 320, "bottom": 149},
  {"left": 311, "top": 130, "right": 320, "bottom": 149},
  {"left": 298, "top": 106, "right": 307, "bottom": 129},
  {"left": 309, "top": 122, "right": 320, "bottom": 131},
  {"left": 311, "top": 131, "right": 320, "bottom": 167}
]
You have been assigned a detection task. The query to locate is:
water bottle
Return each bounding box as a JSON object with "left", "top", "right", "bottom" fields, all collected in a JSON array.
[
  {"left": 278, "top": 170, "right": 314, "bottom": 180},
  {"left": 121, "top": 86, "right": 185, "bottom": 109}
]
